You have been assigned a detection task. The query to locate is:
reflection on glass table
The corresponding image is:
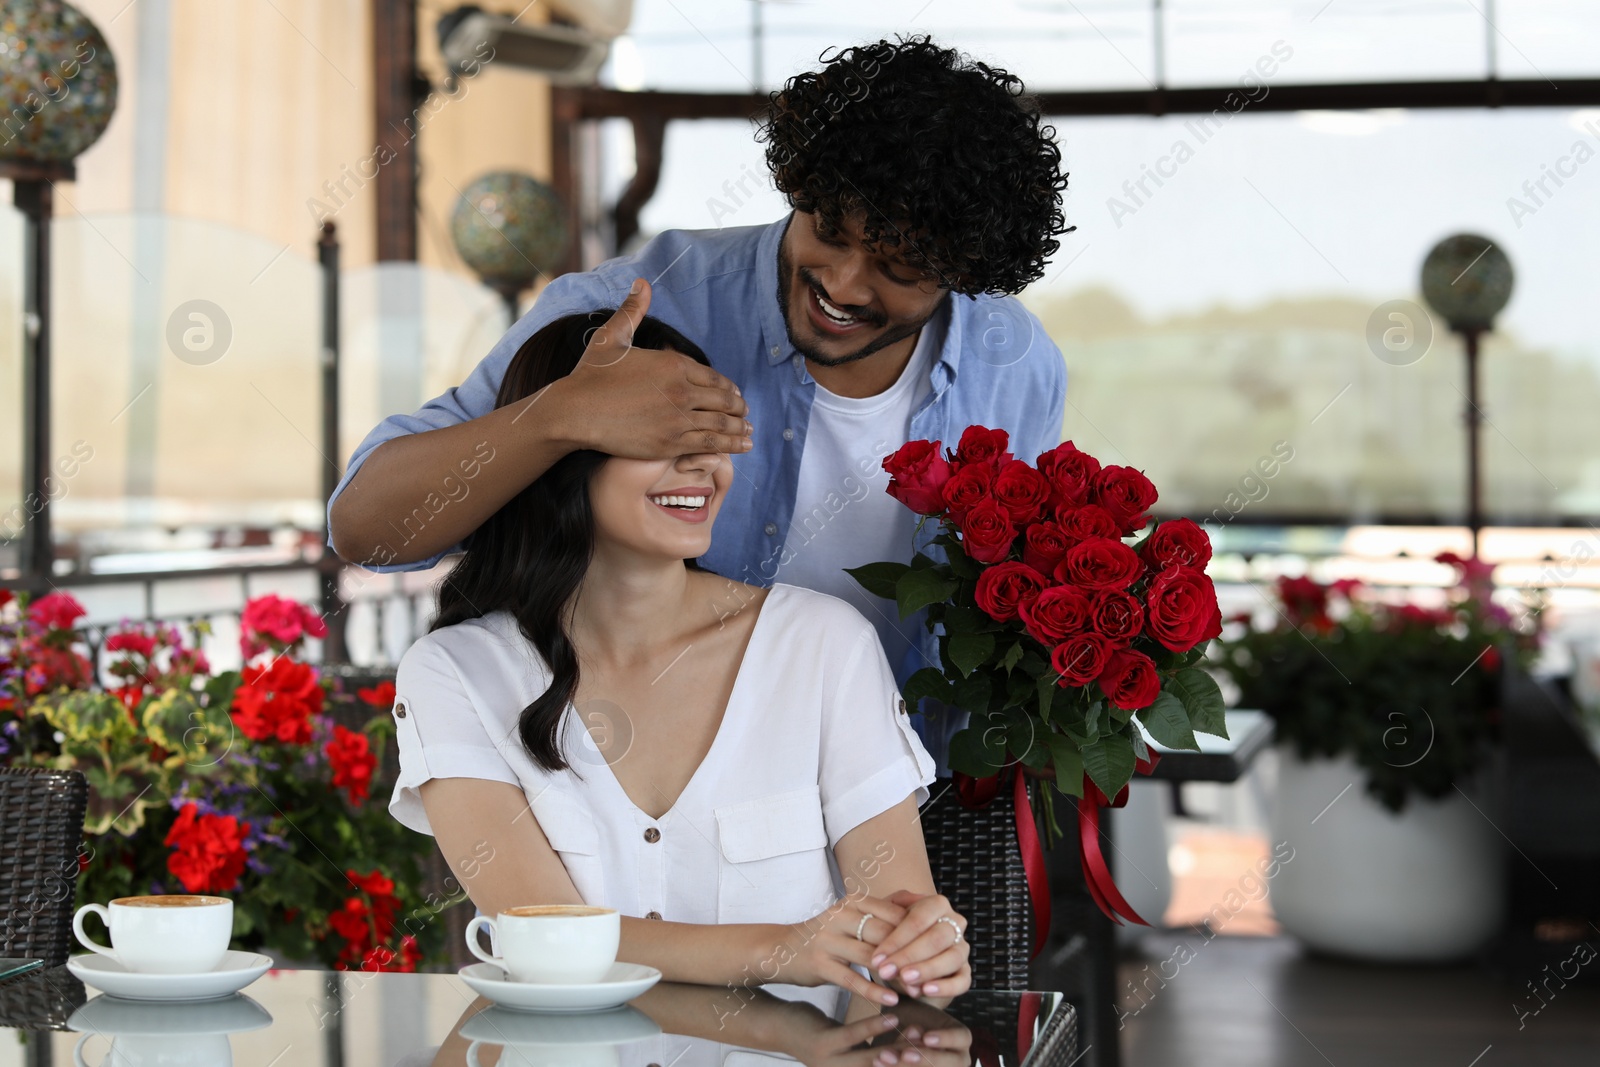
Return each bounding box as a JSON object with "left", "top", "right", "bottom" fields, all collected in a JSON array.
[{"left": 0, "top": 964, "right": 1075, "bottom": 1067}]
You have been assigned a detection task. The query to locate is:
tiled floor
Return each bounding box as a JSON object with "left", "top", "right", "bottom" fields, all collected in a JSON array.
[{"left": 1118, "top": 933, "right": 1600, "bottom": 1067}]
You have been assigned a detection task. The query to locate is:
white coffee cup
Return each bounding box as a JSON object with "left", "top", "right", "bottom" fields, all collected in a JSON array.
[
  {"left": 73, "top": 894, "right": 233, "bottom": 974},
  {"left": 465, "top": 904, "right": 620, "bottom": 984}
]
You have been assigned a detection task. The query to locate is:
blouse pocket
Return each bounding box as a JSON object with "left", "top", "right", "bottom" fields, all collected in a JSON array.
[
  {"left": 530, "top": 788, "right": 607, "bottom": 906},
  {"left": 714, "top": 786, "right": 836, "bottom": 926}
]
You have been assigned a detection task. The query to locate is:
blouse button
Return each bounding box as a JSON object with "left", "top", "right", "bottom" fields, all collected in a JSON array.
[
  {"left": 643, "top": 827, "right": 660, "bottom": 843},
  {"left": 645, "top": 911, "right": 662, "bottom": 920},
  {"left": 782, "top": 427, "right": 795, "bottom": 441},
  {"left": 897, "top": 698, "right": 908, "bottom": 716},
  {"left": 394, "top": 702, "right": 407, "bottom": 719}
]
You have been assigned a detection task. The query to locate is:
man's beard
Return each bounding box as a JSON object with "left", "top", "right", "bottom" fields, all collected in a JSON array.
[{"left": 776, "top": 238, "right": 933, "bottom": 368}]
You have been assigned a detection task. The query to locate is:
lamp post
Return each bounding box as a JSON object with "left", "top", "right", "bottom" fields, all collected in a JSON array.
[
  {"left": 0, "top": 1, "right": 118, "bottom": 590},
  {"left": 449, "top": 172, "right": 569, "bottom": 326},
  {"left": 1419, "top": 234, "right": 1514, "bottom": 559}
]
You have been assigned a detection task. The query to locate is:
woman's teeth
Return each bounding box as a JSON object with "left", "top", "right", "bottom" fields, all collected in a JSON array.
[
  {"left": 816, "top": 291, "right": 860, "bottom": 325},
  {"left": 649, "top": 494, "right": 707, "bottom": 509}
]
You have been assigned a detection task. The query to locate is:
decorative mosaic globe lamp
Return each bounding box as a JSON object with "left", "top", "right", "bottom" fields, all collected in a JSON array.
[
  {"left": 1419, "top": 234, "right": 1515, "bottom": 556},
  {"left": 1, "top": 1, "right": 119, "bottom": 590},
  {"left": 449, "top": 172, "right": 568, "bottom": 324}
]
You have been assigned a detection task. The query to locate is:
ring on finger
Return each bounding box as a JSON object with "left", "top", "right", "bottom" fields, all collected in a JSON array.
[
  {"left": 854, "top": 914, "right": 871, "bottom": 941},
  {"left": 935, "top": 915, "right": 964, "bottom": 944}
]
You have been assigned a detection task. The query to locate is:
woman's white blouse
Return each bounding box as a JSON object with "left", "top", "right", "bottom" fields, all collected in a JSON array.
[{"left": 388, "top": 583, "right": 937, "bottom": 926}]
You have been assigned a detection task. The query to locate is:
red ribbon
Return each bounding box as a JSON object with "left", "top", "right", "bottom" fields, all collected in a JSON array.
[
  {"left": 1077, "top": 751, "right": 1162, "bottom": 926},
  {"left": 952, "top": 767, "right": 1052, "bottom": 959}
]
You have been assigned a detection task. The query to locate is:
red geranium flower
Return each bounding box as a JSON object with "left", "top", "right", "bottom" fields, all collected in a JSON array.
[
  {"left": 326, "top": 725, "right": 378, "bottom": 806},
  {"left": 164, "top": 802, "right": 249, "bottom": 894},
  {"left": 27, "top": 592, "right": 86, "bottom": 632},
  {"left": 241, "top": 595, "right": 328, "bottom": 659},
  {"left": 331, "top": 868, "right": 412, "bottom": 972},
  {"left": 230, "top": 657, "right": 323, "bottom": 744},
  {"left": 356, "top": 680, "right": 396, "bottom": 707}
]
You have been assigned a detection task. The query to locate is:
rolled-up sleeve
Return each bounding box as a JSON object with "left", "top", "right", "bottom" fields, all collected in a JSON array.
[
  {"left": 388, "top": 635, "right": 522, "bottom": 836},
  {"left": 327, "top": 270, "right": 625, "bottom": 572},
  {"left": 817, "top": 624, "right": 938, "bottom": 849}
]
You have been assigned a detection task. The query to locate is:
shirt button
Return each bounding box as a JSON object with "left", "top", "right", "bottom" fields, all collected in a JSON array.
[
  {"left": 394, "top": 702, "right": 407, "bottom": 719},
  {"left": 764, "top": 522, "right": 778, "bottom": 536},
  {"left": 644, "top": 827, "right": 660, "bottom": 843},
  {"left": 898, "top": 698, "right": 908, "bottom": 716},
  {"left": 782, "top": 428, "right": 795, "bottom": 441},
  {"left": 645, "top": 911, "right": 662, "bottom": 920},
  {"left": 770, "top": 345, "right": 779, "bottom": 356}
]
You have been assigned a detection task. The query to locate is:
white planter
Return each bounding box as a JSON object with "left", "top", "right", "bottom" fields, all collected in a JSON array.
[{"left": 1269, "top": 747, "right": 1505, "bottom": 963}]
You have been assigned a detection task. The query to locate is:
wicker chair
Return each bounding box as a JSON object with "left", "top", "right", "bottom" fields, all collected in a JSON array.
[
  {"left": 0, "top": 767, "right": 89, "bottom": 968},
  {"left": 943, "top": 990, "right": 1080, "bottom": 1067},
  {"left": 919, "top": 777, "right": 1034, "bottom": 990}
]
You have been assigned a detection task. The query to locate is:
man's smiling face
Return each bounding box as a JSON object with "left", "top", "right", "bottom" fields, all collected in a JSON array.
[{"left": 777, "top": 209, "right": 947, "bottom": 368}]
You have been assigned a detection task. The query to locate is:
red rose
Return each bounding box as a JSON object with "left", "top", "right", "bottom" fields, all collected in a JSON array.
[
  {"left": 230, "top": 657, "right": 323, "bottom": 744},
  {"left": 954, "top": 425, "right": 1012, "bottom": 467},
  {"left": 1052, "top": 631, "right": 1115, "bottom": 686},
  {"left": 1146, "top": 566, "right": 1224, "bottom": 653},
  {"left": 1036, "top": 441, "right": 1102, "bottom": 511},
  {"left": 1055, "top": 504, "right": 1121, "bottom": 543},
  {"left": 974, "top": 561, "right": 1049, "bottom": 623},
  {"left": 992, "top": 461, "right": 1051, "bottom": 526},
  {"left": 326, "top": 725, "right": 378, "bottom": 805},
  {"left": 1099, "top": 648, "right": 1161, "bottom": 710},
  {"left": 1056, "top": 537, "right": 1145, "bottom": 591},
  {"left": 1093, "top": 465, "right": 1159, "bottom": 535},
  {"left": 1022, "top": 522, "right": 1071, "bottom": 575},
  {"left": 941, "top": 463, "right": 997, "bottom": 522},
  {"left": 164, "top": 802, "right": 249, "bottom": 894},
  {"left": 1089, "top": 589, "right": 1145, "bottom": 645},
  {"left": 883, "top": 440, "right": 953, "bottom": 516},
  {"left": 1141, "top": 518, "right": 1213, "bottom": 570},
  {"left": 1277, "top": 575, "right": 1332, "bottom": 631},
  {"left": 1019, "top": 586, "right": 1093, "bottom": 645},
  {"left": 959, "top": 500, "right": 1017, "bottom": 564}
]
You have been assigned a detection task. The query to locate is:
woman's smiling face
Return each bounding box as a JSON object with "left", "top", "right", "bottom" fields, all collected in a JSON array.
[{"left": 587, "top": 446, "right": 734, "bottom": 565}]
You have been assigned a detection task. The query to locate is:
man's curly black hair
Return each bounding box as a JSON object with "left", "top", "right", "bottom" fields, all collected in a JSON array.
[{"left": 756, "top": 35, "right": 1073, "bottom": 298}]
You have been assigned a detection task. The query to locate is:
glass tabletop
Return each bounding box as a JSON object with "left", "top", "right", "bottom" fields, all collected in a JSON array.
[{"left": 0, "top": 965, "right": 1073, "bottom": 1067}]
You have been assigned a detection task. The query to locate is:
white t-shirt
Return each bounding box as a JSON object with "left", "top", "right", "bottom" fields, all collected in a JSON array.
[
  {"left": 388, "top": 583, "right": 936, "bottom": 927},
  {"left": 774, "top": 309, "right": 942, "bottom": 681}
]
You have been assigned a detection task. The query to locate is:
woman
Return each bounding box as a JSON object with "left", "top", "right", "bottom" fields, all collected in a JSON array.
[{"left": 388, "top": 308, "right": 972, "bottom": 1008}]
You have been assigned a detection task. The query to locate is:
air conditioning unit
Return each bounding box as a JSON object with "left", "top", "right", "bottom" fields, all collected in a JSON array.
[{"left": 439, "top": 8, "right": 612, "bottom": 86}]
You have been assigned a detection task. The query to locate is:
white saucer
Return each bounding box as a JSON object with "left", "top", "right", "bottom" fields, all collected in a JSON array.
[
  {"left": 458, "top": 961, "right": 662, "bottom": 1013},
  {"left": 66, "top": 951, "right": 273, "bottom": 1002},
  {"left": 69, "top": 992, "right": 273, "bottom": 1035}
]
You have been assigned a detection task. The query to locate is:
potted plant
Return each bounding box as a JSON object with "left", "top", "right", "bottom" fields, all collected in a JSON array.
[
  {"left": 1215, "top": 556, "right": 1542, "bottom": 962},
  {"left": 0, "top": 589, "right": 449, "bottom": 971}
]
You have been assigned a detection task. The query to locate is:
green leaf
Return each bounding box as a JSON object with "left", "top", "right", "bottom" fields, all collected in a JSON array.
[
  {"left": 1020, "top": 737, "right": 1052, "bottom": 770},
  {"left": 1082, "top": 731, "right": 1137, "bottom": 800},
  {"left": 1083, "top": 700, "right": 1105, "bottom": 740},
  {"left": 910, "top": 552, "right": 937, "bottom": 570},
  {"left": 846, "top": 561, "right": 911, "bottom": 600},
  {"left": 1004, "top": 712, "right": 1038, "bottom": 756},
  {"left": 896, "top": 567, "right": 960, "bottom": 620},
  {"left": 1045, "top": 733, "right": 1085, "bottom": 798},
  {"left": 943, "top": 538, "right": 982, "bottom": 580},
  {"left": 949, "top": 631, "right": 996, "bottom": 677},
  {"left": 949, "top": 725, "right": 1006, "bottom": 777},
  {"left": 1136, "top": 691, "right": 1200, "bottom": 751},
  {"left": 1000, "top": 641, "right": 1025, "bottom": 673},
  {"left": 1036, "top": 673, "right": 1057, "bottom": 724},
  {"left": 951, "top": 670, "right": 993, "bottom": 714},
  {"left": 1170, "top": 667, "right": 1229, "bottom": 739},
  {"left": 901, "top": 667, "right": 954, "bottom": 708}
]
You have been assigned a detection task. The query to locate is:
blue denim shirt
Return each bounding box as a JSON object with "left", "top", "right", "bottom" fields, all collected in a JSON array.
[{"left": 328, "top": 216, "right": 1068, "bottom": 767}]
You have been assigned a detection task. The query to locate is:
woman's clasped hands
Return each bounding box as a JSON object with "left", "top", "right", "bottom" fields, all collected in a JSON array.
[{"left": 781, "top": 890, "right": 972, "bottom": 1007}]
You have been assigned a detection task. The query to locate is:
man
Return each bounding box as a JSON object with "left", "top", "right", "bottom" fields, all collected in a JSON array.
[{"left": 328, "top": 35, "right": 1072, "bottom": 764}]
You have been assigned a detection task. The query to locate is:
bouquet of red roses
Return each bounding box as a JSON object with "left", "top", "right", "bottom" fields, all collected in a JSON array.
[{"left": 849, "top": 426, "right": 1228, "bottom": 848}]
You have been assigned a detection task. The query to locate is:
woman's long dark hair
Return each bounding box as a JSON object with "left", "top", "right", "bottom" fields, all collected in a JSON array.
[{"left": 431, "top": 311, "right": 713, "bottom": 773}]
